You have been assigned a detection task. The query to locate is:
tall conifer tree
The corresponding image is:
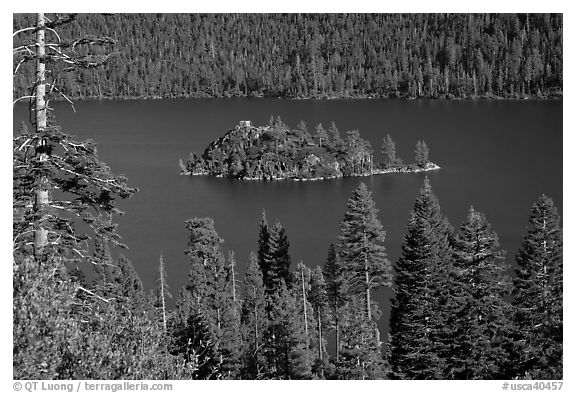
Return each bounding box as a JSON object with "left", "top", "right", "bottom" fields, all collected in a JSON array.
[
  {"left": 263, "top": 281, "right": 313, "bottom": 379},
  {"left": 323, "top": 244, "right": 347, "bottom": 361},
  {"left": 184, "top": 217, "right": 241, "bottom": 378},
  {"left": 512, "top": 195, "right": 562, "bottom": 379},
  {"left": 334, "top": 182, "right": 389, "bottom": 379},
  {"left": 415, "top": 140, "right": 430, "bottom": 167},
  {"left": 309, "top": 266, "right": 331, "bottom": 375},
  {"left": 257, "top": 210, "right": 270, "bottom": 284},
  {"left": 337, "top": 182, "right": 391, "bottom": 321},
  {"left": 170, "top": 288, "right": 218, "bottom": 379},
  {"left": 381, "top": 134, "right": 402, "bottom": 168},
  {"left": 240, "top": 252, "right": 267, "bottom": 379},
  {"left": 449, "top": 207, "right": 512, "bottom": 379},
  {"left": 388, "top": 178, "right": 455, "bottom": 379},
  {"left": 268, "top": 220, "right": 293, "bottom": 289},
  {"left": 336, "top": 296, "right": 386, "bottom": 379}
]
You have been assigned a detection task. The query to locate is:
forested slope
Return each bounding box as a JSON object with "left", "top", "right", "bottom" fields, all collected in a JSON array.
[{"left": 13, "top": 13, "right": 563, "bottom": 100}]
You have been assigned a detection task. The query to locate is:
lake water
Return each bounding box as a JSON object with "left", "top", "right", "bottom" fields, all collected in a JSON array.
[{"left": 13, "top": 99, "right": 562, "bottom": 323}]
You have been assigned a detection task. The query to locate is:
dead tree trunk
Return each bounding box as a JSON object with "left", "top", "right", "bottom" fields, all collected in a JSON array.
[
  {"left": 317, "top": 307, "right": 322, "bottom": 360},
  {"left": 335, "top": 313, "right": 340, "bottom": 362},
  {"left": 364, "top": 232, "right": 372, "bottom": 320},
  {"left": 301, "top": 266, "right": 309, "bottom": 338},
  {"left": 229, "top": 251, "right": 237, "bottom": 303},
  {"left": 34, "top": 12, "right": 49, "bottom": 258},
  {"left": 159, "top": 253, "right": 167, "bottom": 332}
]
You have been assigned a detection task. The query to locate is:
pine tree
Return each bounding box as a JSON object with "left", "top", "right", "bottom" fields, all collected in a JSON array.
[
  {"left": 512, "top": 195, "right": 562, "bottom": 379},
  {"left": 13, "top": 13, "right": 132, "bottom": 263},
  {"left": 289, "top": 262, "right": 317, "bottom": 378},
  {"left": 381, "top": 134, "right": 402, "bottom": 168},
  {"left": 309, "top": 266, "right": 331, "bottom": 376},
  {"left": 92, "top": 253, "right": 148, "bottom": 311},
  {"left": 267, "top": 220, "right": 292, "bottom": 289},
  {"left": 263, "top": 281, "right": 314, "bottom": 379},
  {"left": 91, "top": 234, "right": 119, "bottom": 298},
  {"left": 415, "top": 140, "right": 430, "bottom": 167},
  {"left": 388, "top": 178, "right": 455, "bottom": 379},
  {"left": 184, "top": 217, "right": 241, "bottom": 378},
  {"left": 216, "top": 292, "right": 243, "bottom": 379},
  {"left": 116, "top": 255, "right": 145, "bottom": 300},
  {"left": 314, "top": 123, "right": 329, "bottom": 148},
  {"left": 257, "top": 210, "right": 271, "bottom": 288},
  {"left": 323, "top": 243, "right": 347, "bottom": 362},
  {"left": 240, "top": 252, "right": 267, "bottom": 379},
  {"left": 258, "top": 213, "right": 293, "bottom": 295},
  {"left": 334, "top": 183, "right": 390, "bottom": 379},
  {"left": 336, "top": 296, "right": 386, "bottom": 379},
  {"left": 449, "top": 207, "right": 513, "bottom": 379},
  {"left": 170, "top": 288, "right": 219, "bottom": 379},
  {"left": 328, "top": 121, "right": 344, "bottom": 151},
  {"left": 337, "top": 182, "right": 392, "bottom": 322}
]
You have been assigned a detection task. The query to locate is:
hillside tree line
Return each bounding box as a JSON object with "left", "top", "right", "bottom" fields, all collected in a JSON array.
[{"left": 13, "top": 13, "right": 563, "bottom": 100}]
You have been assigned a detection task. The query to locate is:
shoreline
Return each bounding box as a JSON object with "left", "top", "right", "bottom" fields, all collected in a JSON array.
[
  {"left": 26, "top": 94, "right": 562, "bottom": 103},
  {"left": 182, "top": 163, "right": 440, "bottom": 181},
  {"left": 16, "top": 87, "right": 563, "bottom": 104}
]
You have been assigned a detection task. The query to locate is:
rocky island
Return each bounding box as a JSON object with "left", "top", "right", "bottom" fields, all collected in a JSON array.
[{"left": 180, "top": 117, "right": 440, "bottom": 181}]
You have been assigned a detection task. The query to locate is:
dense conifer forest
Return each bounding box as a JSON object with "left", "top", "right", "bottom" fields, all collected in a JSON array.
[
  {"left": 13, "top": 13, "right": 562, "bottom": 100},
  {"left": 13, "top": 13, "right": 563, "bottom": 381}
]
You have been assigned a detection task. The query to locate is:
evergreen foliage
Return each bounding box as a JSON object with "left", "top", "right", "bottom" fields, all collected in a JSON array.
[
  {"left": 336, "top": 296, "right": 386, "bottom": 379},
  {"left": 309, "top": 266, "right": 331, "bottom": 372},
  {"left": 240, "top": 252, "right": 267, "bottom": 379},
  {"left": 183, "top": 119, "right": 439, "bottom": 180},
  {"left": 257, "top": 213, "right": 293, "bottom": 294},
  {"left": 388, "top": 178, "right": 455, "bottom": 379},
  {"left": 415, "top": 140, "right": 430, "bottom": 167},
  {"left": 257, "top": 210, "right": 271, "bottom": 286},
  {"left": 13, "top": 14, "right": 563, "bottom": 100},
  {"left": 449, "top": 207, "right": 513, "bottom": 379},
  {"left": 512, "top": 196, "right": 563, "bottom": 379},
  {"left": 381, "top": 134, "right": 402, "bottom": 168},
  {"left": 337, "top": 182, "right": 392, "bottom": 321},
  {"left": 183, "top": 217, "right": 242, "bottom": 378},
  {"left": 185, "top": 119, "right": 377, "bottom": 180},
  {"left": 12, "top": 13, "right": 188, "bottom": 381},
  {"left": 13, "top": 115, "right": 137, "bottom": 264},
  {"left": 322, "top": 243, "right": 347, "bottom": 362},
  {"left": 170, "top": 288, "right": 218, "bottom": 379},
  {"left": 263, "top": 281, "right": 314, "bottom": 379},
  {"left": 267, "top": 221, "right": 292, "bottom": 288},
  {"left": 323, "top": 244, "right": 347, "bottom": 315},
  {"left": 331, "top": 183, "right": 391, "bottom": 379}
]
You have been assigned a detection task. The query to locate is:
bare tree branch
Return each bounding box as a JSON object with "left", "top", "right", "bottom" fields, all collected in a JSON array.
[
  {"left": 13, "top": 96, "right": 36, "bottom": 105},
  {"left": 76, "top": 285, "right": 114, "bottom": 303},
  {"left": 13, "top": 27, "right": 36, "bottom": 37}
]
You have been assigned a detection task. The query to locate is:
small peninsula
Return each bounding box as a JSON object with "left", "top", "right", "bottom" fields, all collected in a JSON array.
[{"left": 180, "top": 117, "right": 440, "bottom": 181}]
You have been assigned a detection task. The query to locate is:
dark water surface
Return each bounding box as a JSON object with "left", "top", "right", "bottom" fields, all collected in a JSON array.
[{"left": 13, "top": 98, "right": 562, "bottom": 319}]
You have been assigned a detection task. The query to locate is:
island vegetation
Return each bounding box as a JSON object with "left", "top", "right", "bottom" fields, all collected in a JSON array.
[{"left": 181, "top": 117, "right": 439, "bottom": 180}]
